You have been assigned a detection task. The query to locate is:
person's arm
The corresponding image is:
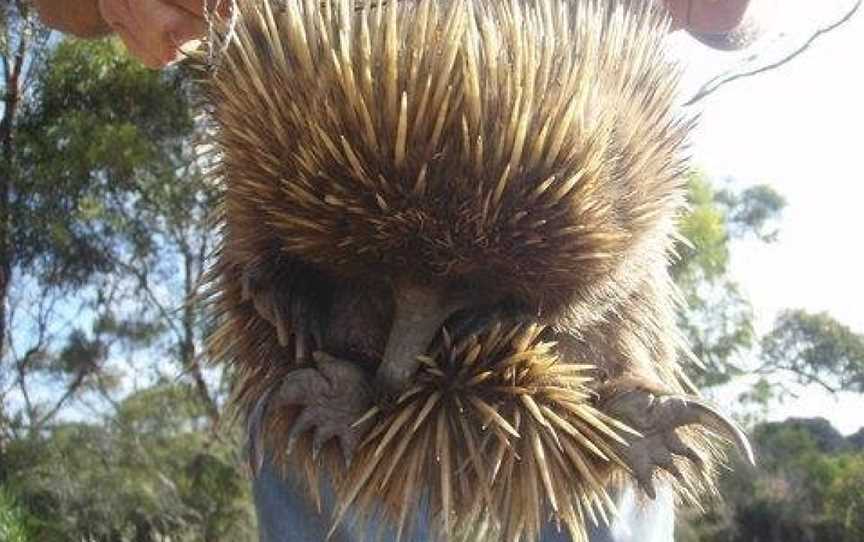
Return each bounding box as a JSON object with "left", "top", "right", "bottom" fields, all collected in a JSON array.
[{"left": 32, "top": 0, "right": 113, "bottom": 38}]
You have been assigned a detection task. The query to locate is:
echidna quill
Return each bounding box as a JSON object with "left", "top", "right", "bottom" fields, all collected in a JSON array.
[{"left": 200, "top": 0, "right": 755, "bottom": 540}]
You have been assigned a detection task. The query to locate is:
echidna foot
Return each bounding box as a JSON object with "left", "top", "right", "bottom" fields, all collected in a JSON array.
[
  {"left": 276, "top": 352, "right": 374, "bottom": 467},
  {"left": 241, "top": 260, "right": 326, "bottom": 362},
  {"left": 605, "top": 390, "right": 755, "bottom": 499}
]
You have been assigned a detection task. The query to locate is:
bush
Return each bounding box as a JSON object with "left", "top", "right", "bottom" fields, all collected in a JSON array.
[{"left": 0, "top": 488, "right": 31, "bottom": 542}]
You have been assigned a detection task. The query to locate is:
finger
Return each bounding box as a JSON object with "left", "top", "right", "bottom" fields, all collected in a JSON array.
[
  {"left": 128, "top": 0, "right": 208, "bottom": 66},
  {"left": 114, "top": 25, "right": 164, "bottom": 69},
  {"left": 99, "top": 0, "right": 163, "bottom": 68},
  {"left": 663, "top": 0, "right": 751, "bottom": 34},
  {"left": 165, "top": 0, "right": 232, "bottom": 18}
]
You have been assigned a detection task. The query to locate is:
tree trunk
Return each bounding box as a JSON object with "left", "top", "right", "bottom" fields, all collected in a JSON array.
[
  {"left": 0, "top": 80, "right": 18, "bottom": 364},
  {"left": 0, "top": 12, "right": 27, "bottom": 484},
  {"left": 181, "top": 247, "right": 219, "bottom": 426}
]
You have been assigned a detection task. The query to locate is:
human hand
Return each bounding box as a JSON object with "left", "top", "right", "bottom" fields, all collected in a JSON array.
[
  {"left": 664, "top": 0, "right": 752, "bottom": 33},
  {"left": 663, "top": 0, "right": 776, "bottom": 50},
  {"left": 98, "top": 0, "right": 228, "bottom": 69}
]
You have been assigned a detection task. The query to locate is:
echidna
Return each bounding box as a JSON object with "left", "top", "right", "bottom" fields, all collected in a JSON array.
[{"left": 199, "top": 0, "right": 754, "bottom": 540}]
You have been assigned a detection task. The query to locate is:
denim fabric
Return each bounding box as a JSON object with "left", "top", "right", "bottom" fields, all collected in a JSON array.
[{"left": 253, "top": 457, "right": 675, "bottom": 542}]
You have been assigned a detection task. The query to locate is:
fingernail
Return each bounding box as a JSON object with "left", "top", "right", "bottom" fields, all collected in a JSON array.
[{"left": 180, "top": 39, "right": 202, "bottom": 55}]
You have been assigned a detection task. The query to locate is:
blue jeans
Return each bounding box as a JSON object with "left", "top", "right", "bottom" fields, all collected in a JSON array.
[{"left": 253, "top": 457, "right": 675, "bottom": 542}]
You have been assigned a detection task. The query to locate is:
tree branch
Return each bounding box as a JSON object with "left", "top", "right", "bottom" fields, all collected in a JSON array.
[
  {"left": 180, "top": 242, "right": 219, "bottom": 427},
  {"left": 754, "top": 363, "right": 840, "bottom": 395},
  {"left": 684, "top": 0, "right": 862, "bottom": 107},
  {"left": 108, "top": 254, "right": 185, "bottom": 340},
  {"left": 33, "top": 368, "right": 89, "bottom": 429}
]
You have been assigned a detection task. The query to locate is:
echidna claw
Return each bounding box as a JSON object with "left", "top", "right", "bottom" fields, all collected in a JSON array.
[
  {"left": 275, "top": 352, "right": 374, "bottom": 467},
  {"left": 604, "top": 389, "right": 754, "bottom": 499},
  {"left": 241, "top": 260, "right": 326, "bottom": 361},
  {"left": 246, "top": 385, "right": 278, "bottom": 474}
]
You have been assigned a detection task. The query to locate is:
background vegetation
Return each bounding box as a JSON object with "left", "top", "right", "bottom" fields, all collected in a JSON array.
[{"left": 0, "top": 4, "right": 860, "bottom": 541}]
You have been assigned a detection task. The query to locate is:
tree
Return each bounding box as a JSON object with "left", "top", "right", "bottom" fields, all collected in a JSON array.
[
  {"left": 1, "top": 31, "right": 233, "bottom": 539},
  {"left": 680, "top": 418, "right": 864, "bottom": 542},
  {"left": 2, "top": 35, "right": 221, "bottom": 437},
  {"left": 0, "top": 1, "right": 50, "bottom": 361},
  {"left": 6, "top": 384, "right": 254, "bottom": 542},
  {"left": 824, "top": 454, "right": 864, "bottom": 541},
  {"left": 758, "top": 310, "right": 864, "bottom": 394},
  {"left": 674, "top": 175, "right": 864, "bottom": 541},
  {"left": 674, "top": 174, "right": 864, "bottom": 403},
  {"left": 0, "top": 487, "right": 31, "bottom": 542},
  {"left": 673, "top": 172, "right": 786, "bottom": 388}
]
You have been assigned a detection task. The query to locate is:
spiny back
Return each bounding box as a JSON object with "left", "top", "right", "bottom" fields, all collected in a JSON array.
[{"left": 204, "top": 0, "right": 688, "bottom": 315}]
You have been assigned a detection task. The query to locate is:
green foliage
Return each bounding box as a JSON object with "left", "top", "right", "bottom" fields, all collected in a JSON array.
[
  {"left": 674, "top": 172, "right": 785, "bottom": 387},
  {"left": 674, "top": 175, "right": 864, "bottom": 541},
  {"left": 0, "top": 488, "right": 31, "bottom": 542},
  {"left": 760, "top": 310, "right": 864, "bottom": 393},
  {"left": 2, "top": 33, "right": 229, "bottom": 540},
  {"left": 716, "top": 184, "right": 786, "bottom": 243},
  {"left": 824, "top": 454, "right": 864, "bottom": 540},
  {"left": 5, "top": 385, "right": 254, "bottom": 542},
  {"left": 675, "top": 173, "right": 864, "bottom": 400},
  {"left": 675, "top": 174, "right": 731, "bottom": 283},
  {"left": 54, "top": 329, "right": 106, "bottom": 375},
  {"left": 4, "top": 30, "right": 219, "bottom": 421},
  {"left": 12, "top": 38, "right": 196, "bottom": 288},
  {"left": 683, "top": 418, "right": 864, "bottom": 542}
]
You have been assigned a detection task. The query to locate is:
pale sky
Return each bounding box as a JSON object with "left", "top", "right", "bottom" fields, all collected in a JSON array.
[{"left": 669, "top": 0, "right": 864, "bottom": 435}]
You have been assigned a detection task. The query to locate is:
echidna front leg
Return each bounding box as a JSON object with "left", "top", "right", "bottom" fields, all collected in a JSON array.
[
  {"left": 599, "top": 384, "right": 755, "bottom": 498},
  {"left": 241, "top": 257, "right": 328, "bottom": 362}
]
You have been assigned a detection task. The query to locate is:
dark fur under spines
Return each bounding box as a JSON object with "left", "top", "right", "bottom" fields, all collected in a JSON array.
[{"left": 199, "top": 1, "right": 726, "bottom": 541}]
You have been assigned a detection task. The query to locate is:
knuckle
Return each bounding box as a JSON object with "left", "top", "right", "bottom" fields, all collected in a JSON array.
[
  {"left": 160, "top": 12, "right": 205, "bottom": 44},
  {"left": 158, "top": 12, "right": 190, "bottom": 37}
]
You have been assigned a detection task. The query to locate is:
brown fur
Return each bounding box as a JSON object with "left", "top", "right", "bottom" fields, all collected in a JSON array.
[{"left": 199, "top": 0, "right": 723, "bottom": 540}]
